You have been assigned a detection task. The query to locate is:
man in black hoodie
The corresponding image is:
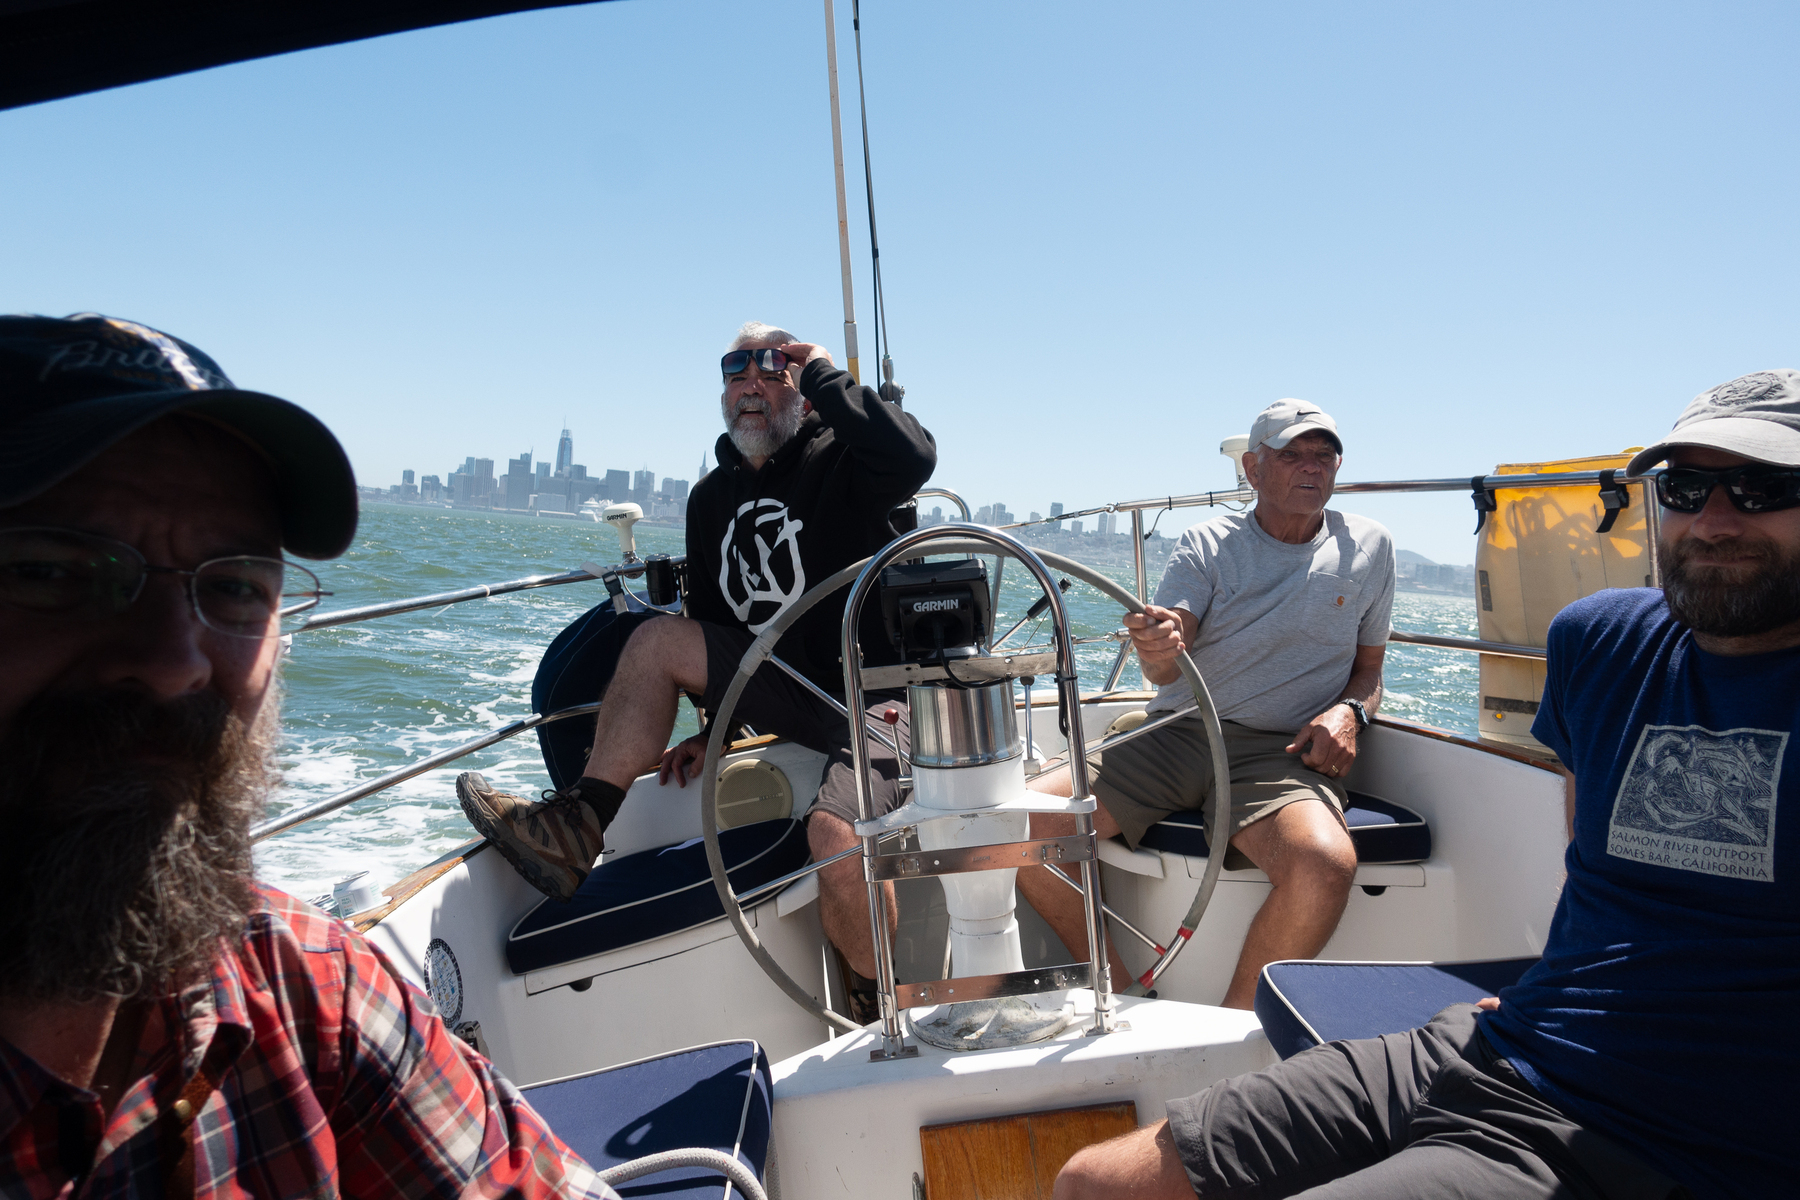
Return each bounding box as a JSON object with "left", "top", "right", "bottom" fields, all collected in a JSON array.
[{"left": 459, "top": 321, "right": 936, "bottom": 990}]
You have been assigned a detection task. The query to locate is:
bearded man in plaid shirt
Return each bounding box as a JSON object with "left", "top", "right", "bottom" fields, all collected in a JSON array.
[{"left": 0, "top": 314, "right": 616, "bottom": 1198}]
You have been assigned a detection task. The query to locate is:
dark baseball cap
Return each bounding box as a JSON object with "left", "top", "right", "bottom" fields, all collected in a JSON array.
[{"left": 0, "top": 313, "right": 358, "bottom": 559}]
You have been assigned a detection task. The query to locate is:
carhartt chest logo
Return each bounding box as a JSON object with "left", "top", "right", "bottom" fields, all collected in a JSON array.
[
  {"left": 720, "top": 498, "right": 806, "bottom": 633},
  {"left": 1335, "top": 595, "right": 1345, "bottom": 607},
  {"left": 1607, "top": 724, "right": 1785, "bottom": 882}
]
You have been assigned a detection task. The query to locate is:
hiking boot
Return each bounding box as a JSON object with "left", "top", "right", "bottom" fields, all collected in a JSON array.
[
  {"left": 846, "top": 984, "right": 883, "bottom": 1027},
  {"left": 832, "top": 946, "right": 885, "bottom": 1026},
  {"left": 457, "top": 772, "right": 604, "bottom": 902}
]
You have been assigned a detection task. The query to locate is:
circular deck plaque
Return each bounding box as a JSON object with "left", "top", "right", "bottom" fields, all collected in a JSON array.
[{"left": 424, "top": 938, "right": 463, "bottom": 1026}]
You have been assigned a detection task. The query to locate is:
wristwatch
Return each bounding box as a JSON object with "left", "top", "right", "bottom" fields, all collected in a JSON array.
[{"left": 1338, "top": 698, "right": 1370, "bottom": 730}]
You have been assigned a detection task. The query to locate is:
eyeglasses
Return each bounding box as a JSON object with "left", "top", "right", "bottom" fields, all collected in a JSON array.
[
  {"left": 0, "top": 527, "right": 329, "bottom": 639},
  {"left": 720, "top": 347, "right": 791, "bottom": 379},
  {"left": 1654, "top": 465, "right": 1800, "bottom": 515}
]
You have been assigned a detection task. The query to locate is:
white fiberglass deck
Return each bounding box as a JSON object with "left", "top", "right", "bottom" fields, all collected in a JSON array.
[{"left": 770, "top": 994, "right": 1272, "bottom": 1200}]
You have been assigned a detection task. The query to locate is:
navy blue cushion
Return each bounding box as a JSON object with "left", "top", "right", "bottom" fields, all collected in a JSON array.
[
  {"left": 522, "top": 1040, "right": 771, "bottom": 1199},
  {"left": 1136, "top": 791, "right": 1431, "bottom": 864},
  {"left": 1254, "top": 958, "right": 1540, "bottom": 1059},
  {"left": 506, "top": 818, "right": 810, "bottom": 974}
]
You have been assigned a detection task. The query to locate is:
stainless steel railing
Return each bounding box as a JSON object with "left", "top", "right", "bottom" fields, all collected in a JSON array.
[
  {"left": 297, "top": 568, "right": 601, "bottom": 631},
  {"left": 1388, "top": 630, "right": 1544, "bottom": 660},
  {"left": 1021, "top": 466, "right": 1657, "bottom": 678},
  {"left": 299, "top": 470, "right": 1655, "bottom": 635},
  {"left": 250, "top": 703, "right": 600, "bottom": 842}
]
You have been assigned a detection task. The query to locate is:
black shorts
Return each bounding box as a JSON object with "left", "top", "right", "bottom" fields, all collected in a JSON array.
[
  {"left": 1166, "top": 1004, "right": 1686, "bottom": 1199},
  {"left": 696, "top": 622, "right": 908, "bottom": 829}
]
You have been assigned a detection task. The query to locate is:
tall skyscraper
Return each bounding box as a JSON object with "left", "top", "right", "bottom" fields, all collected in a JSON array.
[
  {"left": 697, "top": 454, "right": 709, "bottom": 483},
  {"left": 633, "top": 469, "right": 654, "bottom": 506},
  {"left": 535, "top": 461, "right": 550, "bottom": 480},
  {"left": 555, "top": 429, "right": 573, "bottom": 478},
  {"left": 1049, "top": 501, "right": 1064, "bottom": 532},
  {"left": 604, "top": 469, "right": 630, "bottom": 501},
  {"left": 506, "top": 453, "right": 533, "bottom": 511},
  {"left": 402, "top": 469, "right": 414, "bottom": 486}
]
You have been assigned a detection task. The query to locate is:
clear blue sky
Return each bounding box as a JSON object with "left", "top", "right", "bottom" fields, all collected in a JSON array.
[{"left": 4, "top": 0, "right": 1796, "bottom": 563}]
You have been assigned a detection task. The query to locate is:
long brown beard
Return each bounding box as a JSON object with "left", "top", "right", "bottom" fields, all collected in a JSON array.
[
  {"left": 1663, "top": 533, "right": 1800, "bottom": 638},
  {"left": 0, "top": 688, "right": 275, "bottom": 1003}
]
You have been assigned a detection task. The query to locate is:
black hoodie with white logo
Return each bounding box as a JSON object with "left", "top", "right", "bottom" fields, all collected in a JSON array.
[{"left": 685, "top": 358, "right": 937, "bottom": 691}]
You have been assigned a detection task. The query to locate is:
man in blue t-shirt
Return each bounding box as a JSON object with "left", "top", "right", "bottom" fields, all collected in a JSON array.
[{"left": 1055, "top": 370, "right": 1800, "bottom": 1200}]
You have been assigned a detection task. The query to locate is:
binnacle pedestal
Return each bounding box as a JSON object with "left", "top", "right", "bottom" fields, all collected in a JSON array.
[
  {"left": 849, "top": 539, "right": 1116, "bottom": 1061},
  {"left": 904, "top": 680, "right": 1074, "bottom": 1050}
]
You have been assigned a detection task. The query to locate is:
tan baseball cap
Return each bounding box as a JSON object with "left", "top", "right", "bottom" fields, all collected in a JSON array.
[
  {"left": 1249, "top": 399, "right": 1342, "bottom": 454},
  {"left": 1627, "top": 370, "right": 1800, "bottom": 474}
]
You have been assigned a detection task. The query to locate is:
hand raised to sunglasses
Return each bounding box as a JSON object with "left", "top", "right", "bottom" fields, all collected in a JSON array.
[{"left": 776, "top": 342, "right": 834, "bottom": 369}]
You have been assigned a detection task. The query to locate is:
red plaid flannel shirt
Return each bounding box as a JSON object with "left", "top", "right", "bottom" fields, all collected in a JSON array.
[{"left": 0, "top": 885, "right": 617, "bottom": 1198}]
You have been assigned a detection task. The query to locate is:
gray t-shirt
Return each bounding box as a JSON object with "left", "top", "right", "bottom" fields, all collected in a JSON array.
[{"left": 1146, "top": 508, "right": 1395, "bottom": 733}]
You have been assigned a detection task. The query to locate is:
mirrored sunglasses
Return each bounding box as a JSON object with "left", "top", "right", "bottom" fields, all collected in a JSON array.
[
  {"left": 720, "top": 347, "right": 791, "bottom": 379},
  {"left": 0, "top": 526, "right": 329, "bottom": 639},
  {"left": 1654, "top": 465, "right": 1800, "bottom": 515}
]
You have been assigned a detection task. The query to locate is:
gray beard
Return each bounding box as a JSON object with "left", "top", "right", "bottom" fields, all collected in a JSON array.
[
  {"left": 1662, "top": 534, "right": 1800, "bottom": 638},
  {"left": 0, "top": 687, "right": 275, "bottom": 1004},
  {"left": 724, "top": 398, "right": 804, "bottom": 462}
]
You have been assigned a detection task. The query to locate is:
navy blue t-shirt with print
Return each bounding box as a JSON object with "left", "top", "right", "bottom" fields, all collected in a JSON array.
[{"left": 1479, "top": 589, "right": 1799, "bottom": 1199}]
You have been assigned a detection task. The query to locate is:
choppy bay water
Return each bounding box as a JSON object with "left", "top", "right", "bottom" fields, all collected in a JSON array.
[{"left": 257, "top": 503, "right": 1480, "bottom": 899}]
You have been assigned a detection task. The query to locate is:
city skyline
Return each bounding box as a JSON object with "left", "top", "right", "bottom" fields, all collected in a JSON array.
[
  {"left": 376, "top": 443, "right": 1474, "bottom": 590},
  {"left": 377, "top": 423, "right": 695, "bottom": 519}
]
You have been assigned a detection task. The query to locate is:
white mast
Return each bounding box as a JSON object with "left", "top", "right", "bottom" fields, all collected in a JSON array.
[{"left": 822, "top": 0, "right": 860, "bottom": 383}]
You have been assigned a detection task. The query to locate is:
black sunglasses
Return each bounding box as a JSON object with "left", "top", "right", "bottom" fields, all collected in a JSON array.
[
  {"left": 720, "top": 347, "right": 791, "bottom": 379},
  {"left": 1654, "top": 465, "right": 1800, "bottom": 515}
]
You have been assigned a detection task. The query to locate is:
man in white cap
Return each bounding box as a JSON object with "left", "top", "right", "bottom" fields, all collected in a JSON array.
[
  {"left": 1056, "top": 371, "right": 1799, "bottom": 1199},
  {"left": 1019, "top": 399, "right": 1394, "bottom": 1008}
]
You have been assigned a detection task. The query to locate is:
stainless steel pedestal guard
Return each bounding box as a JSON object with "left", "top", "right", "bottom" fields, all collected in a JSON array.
[
  {"left": 867, "top": 833, "right": 1094, "bottom": 882},
  {"left": 838, "top": 524, "right": 1114, "bottom": 1059},
  {"left": 695, "top": 534, "right": 1230, "bottom": 1049}
]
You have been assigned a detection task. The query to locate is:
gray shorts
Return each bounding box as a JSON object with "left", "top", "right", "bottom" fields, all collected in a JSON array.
[
  {"left": 697, "top": 623, "right": 908, "bottom": 830},
  {"left": 1089, "top": 716, "right": 1346, "bottom": 870},
  {"left": 1166, "top": 1004, "right": 1686, "bottom": 1198}
]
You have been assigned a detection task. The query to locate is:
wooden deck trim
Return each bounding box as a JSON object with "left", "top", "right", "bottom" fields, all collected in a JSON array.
[
  {"left": 1372, "top": 715, "right": 1563, "bottom": 774},
  {"left": 919, "top": 1102, "right": 1138, "bottom": 1200},
  {"left": 350, "top": 838, "right": 488, "bottom": 931}
]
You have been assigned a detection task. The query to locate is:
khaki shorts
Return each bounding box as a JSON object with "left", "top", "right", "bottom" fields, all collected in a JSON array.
[{"left": 1089, "top": 716, "right": 1346, "bottom": 870}]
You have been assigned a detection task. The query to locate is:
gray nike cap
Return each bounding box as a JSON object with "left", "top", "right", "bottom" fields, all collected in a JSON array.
[{"left": 1249, "top": 398, "right": 1343, "bottom": 454}]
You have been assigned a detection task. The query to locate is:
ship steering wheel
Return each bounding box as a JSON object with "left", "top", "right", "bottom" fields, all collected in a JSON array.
[{"left": 698, "top": 536, "right": 1232, "bottom": 1031}]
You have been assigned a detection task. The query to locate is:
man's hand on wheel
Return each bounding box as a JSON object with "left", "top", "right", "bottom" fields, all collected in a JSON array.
[
  {"left": 1125, "top": 604, "right": 1187, "bottom": 672},
  {"left": 1286, "top": 703, "right": 1359, "bottom": 778},
  {"left": 659, "top": 733, "right": 710, "bottom": 787}
]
